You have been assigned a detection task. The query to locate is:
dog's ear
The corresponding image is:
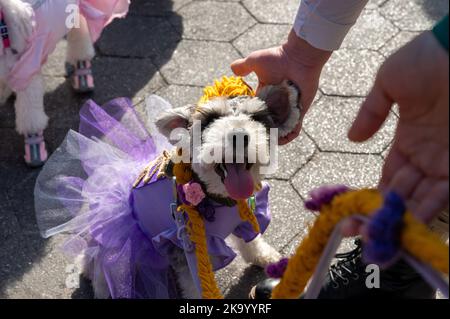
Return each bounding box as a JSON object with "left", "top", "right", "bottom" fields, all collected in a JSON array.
[
  {"left": 257, "top": 81, "right": 301, "bottom": 138},
  {"left": 155, "top": 105, "right": 193, "bottom": 142}
]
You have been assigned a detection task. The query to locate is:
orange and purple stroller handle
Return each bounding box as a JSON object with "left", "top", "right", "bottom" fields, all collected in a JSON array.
[{"left": 270, "top": 186, "right": 449, "bottom": 299}]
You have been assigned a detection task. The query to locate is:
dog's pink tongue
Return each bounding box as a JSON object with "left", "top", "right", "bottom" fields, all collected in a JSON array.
[{"left": 224, "top": 163, "right": 254, "bottom": 200}]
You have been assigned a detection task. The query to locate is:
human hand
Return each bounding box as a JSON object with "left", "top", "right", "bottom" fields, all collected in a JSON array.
[
  {"left": 231, "top": 30, "right": 332, "bottom": 145},
  {"left": 343, "top": 31, "right": 449, "bottom": 236}
]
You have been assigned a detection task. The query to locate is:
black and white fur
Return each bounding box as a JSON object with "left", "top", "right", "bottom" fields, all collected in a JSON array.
[
  {"left": 152, "top": 81, "right": 300, "bottom": 298},
  {"left": 76, "top": 81, "right": 300, "bottom": 298}
]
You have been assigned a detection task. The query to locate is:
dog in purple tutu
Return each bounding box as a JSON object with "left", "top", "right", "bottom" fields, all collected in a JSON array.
[{"left": 35, "top": 78, "right": 301, "bottom": 298}]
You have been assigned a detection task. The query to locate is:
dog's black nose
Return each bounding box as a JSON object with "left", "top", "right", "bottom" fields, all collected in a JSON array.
[{"left": 229, "top": 128, "right": 250, "bottom": 149}]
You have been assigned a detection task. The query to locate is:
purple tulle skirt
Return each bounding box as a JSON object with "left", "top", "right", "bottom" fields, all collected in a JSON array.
[
  {"left": 35, "top": 96, "right": 272, "bottom": 299},
  {"left": 34, "top": 96, "right": 177, "bottom": 298}
]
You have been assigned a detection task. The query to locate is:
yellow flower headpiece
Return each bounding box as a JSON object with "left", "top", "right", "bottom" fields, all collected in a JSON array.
[{"left": 198, "top": 76, "right": 255, "bottom": 106}]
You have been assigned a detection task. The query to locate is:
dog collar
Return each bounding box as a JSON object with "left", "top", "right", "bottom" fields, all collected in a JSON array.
[{"left": 0, "top": 11, "right": 11, "bottom": 50}]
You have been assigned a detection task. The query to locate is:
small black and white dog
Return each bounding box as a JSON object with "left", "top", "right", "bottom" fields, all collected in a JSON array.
[{"left": 82, "top": 80, "right": 301, "bottom": 298}]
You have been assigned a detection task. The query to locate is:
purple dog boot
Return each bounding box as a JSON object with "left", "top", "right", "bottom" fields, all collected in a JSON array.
[{"left": 24, "top": 131, "right": 48, "bottom": 168}]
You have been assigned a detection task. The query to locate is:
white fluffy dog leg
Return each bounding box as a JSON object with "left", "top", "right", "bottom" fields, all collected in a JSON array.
[
  {"left": 175, "top": 265, "right": 202, "bottom": 299},
  {"left": 66, "top": 15, "right": 95, "bottom": 64},
  {"left": 91, "top": 268, "right": 111, "bottom": 299},
  {"left": 169, "top": 248, "right": 201, "bottom": 299},
  {"left": 14, "top": 73, "right": 48, "bottom": 135},
  {"left": 73, "top": 253, "right": 111, "bottom": 299},
  {"left": 0, "top": 80, "right": 13, "bottom": 104},
  {"left": 231, "top": 234, "right": 281, "bottom": 268}
]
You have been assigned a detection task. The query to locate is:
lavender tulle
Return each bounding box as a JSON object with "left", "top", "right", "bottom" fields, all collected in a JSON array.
[
  {"left": 35, "top": 96, "right": 272, "bottom": 299},
  {"left": 34, "top": 96, "right": 176, "bottom": 298}
]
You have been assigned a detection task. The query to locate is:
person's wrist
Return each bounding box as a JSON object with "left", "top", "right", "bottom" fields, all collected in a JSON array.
[{"left": 281, "top": 30, "right": 332, "bottom": 73}]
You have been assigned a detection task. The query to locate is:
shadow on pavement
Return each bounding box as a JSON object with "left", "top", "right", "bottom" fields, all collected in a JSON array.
[{"left": 225, "top": 266, "right": 266, "bottom": 299}]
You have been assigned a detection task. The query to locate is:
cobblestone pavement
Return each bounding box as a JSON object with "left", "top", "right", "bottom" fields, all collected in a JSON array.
[{"left": 0, "top": 0, "right": 447, "bottom": 299}]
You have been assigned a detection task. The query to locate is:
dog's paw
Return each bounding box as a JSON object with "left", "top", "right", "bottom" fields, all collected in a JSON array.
[
  {"left": 233, "top": 235, "right": 282, "bottom": 268},
  {"left": 251, "top": 247, "right": 282, "bottom": 269},
  {"left": 2, "top": 0, "right": 34, "bottom": 40}
]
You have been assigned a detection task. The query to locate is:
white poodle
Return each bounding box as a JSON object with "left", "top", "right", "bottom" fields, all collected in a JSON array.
[{"left": 0, "top": 0, "right": 129, "bottom": 167}]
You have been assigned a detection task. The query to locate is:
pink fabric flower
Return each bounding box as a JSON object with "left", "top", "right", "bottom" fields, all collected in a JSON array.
[{"left": 182, "top": 182, "right": 205, "bottom": 206}]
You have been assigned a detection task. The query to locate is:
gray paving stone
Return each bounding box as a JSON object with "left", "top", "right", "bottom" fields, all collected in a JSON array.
[
  {"left": 320, "top": 49, "right": 384, "bottom": 96},
  {"left": 233, "top": 24, "right": 291, "bottom": 57},
  {"left": 281, "top": 232, "right": 305, "bottom": 256},
  {"left": 385, "top": 105, "right": 397, "bottom": 121},
  {"left": 379, "top": 30, "right": 421, "bottom": 57},
  {"left": 267, "top": 132, "right": 316, "bottom": 180},
  {"left": 129, "top": 0, "right": 192, "bottom": 16},
  {"left": 156, "top": 85, "right": 204, "bottom": 107},
  {"left": 381, "top": 143, "right": 391, "bottom": 159},
  {"left": 6, "top": 173, "right": 41, "bottom": 235},
  {"left": 159, "top": 40, "right": 241, "bottom": 86},
  {"left": 92, "top": 57, "right": 166, "bottom": 105},
  {"left": 381, "top": 0, "right": 449, "bottom": 31},
  {"left": 172, "top": 1, "right": 256, "bottom": 41},
  {"left": 0, "top": 232, "right": 48, "bottom": 298},
  {"left": 292, "top": 152, "right": 383, "bottom": 199},
  {"left": 96, "top": 16, "right": 181, "bottom": 59},
  {"left": 0, "top": 95, "right": 15, "bottom": 128},
  {"left": 283, "top": 222, "right": 359, "bottom": 257},
  {"left": 0, "top": 196, "right": 21, "bottom": 243},
  {"left": 303, "top": 96, "right": 396, "bottom": 154},
  {"left": 341, "top": 9, "right": 398, "bottom": 50},
  {"left": 242, "top": 0, "right": 299, "bottom": 24},
  {"left": 218, "top": 179, "right": 316, "bottom": 298},
  {"left": 43, "top": 76, "right": 87, "bottom": 130},
  {"left": 242, "top": 72, "right": 258, "bottom": 89},
  {"left": 0, "top": 129, "right": 22, "bottom": 162},
  {"left": 365, "top": 0, "right": 389, "bottom": 10},
  {"left": 263, "top": 179, "right": 316, "bottom": 252},
  {"left": 0, "top": 236, "right": 76, "bottom": 299},
  {"left": 218, "top": 255, "right": 266, "bottom": 298}
]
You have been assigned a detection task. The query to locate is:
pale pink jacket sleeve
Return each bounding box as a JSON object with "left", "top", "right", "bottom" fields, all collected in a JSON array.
[{"left": 293, "top": 0, "right": 368, "bottom": 51}]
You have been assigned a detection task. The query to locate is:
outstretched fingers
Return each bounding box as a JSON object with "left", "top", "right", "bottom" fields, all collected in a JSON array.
[
  {"left": 231, "top": 56, "right": 255, "bottom": 78},
  {"left": 349, "top": 79, "right": 393, "bottom": 142}
]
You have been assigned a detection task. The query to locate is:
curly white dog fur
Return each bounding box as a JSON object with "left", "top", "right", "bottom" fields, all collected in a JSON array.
[{"left": 0, "top": 0, "right": 117, "bottom": 166}]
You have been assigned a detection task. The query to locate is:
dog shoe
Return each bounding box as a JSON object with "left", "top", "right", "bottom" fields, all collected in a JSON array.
[
  {"left": 66, "top": 60, "right": 95, "bottom": 93},
  {"left": 249, "top": 278, "right": 280, "bottom": 299},
  {"left": 24, "top": 131, "right": 48, "bottom": 168}
]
